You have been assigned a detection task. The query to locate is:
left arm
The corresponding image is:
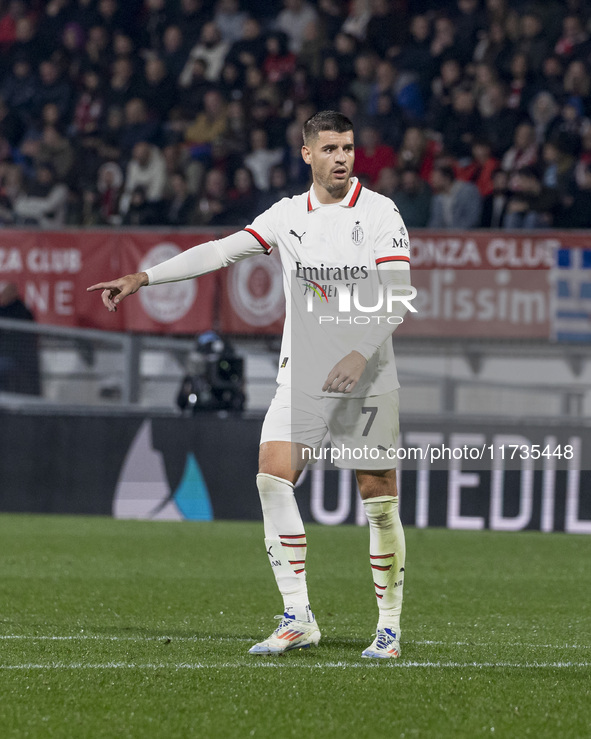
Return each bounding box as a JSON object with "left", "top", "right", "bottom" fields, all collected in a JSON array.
[{"left": 322, "top": 264, "right": 412, "bottom": 393}]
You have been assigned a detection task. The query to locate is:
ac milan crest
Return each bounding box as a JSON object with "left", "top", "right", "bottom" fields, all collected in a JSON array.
[{"left": 351, "top": 221, "right": 364, "bottom": 245}]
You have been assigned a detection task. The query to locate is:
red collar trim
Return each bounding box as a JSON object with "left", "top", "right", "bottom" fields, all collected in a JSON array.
[{"left": 306, "top": 179, "right": 362, "bottom": 212}]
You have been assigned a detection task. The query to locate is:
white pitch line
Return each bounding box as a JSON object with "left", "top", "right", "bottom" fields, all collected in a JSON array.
[
  {"left": 0, "top": 635, "right": 589, "bottom": 650},
  {"left": 0, "top": 661, "right": 589, "bottom": 670}
]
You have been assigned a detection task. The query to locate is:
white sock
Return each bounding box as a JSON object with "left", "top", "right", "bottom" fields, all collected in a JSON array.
[
  {"left": 257, "top": 473, "right": 313, "bottom": 622},
  {"left": 363, "top": 495, "right": 405, "bottom": 637}
]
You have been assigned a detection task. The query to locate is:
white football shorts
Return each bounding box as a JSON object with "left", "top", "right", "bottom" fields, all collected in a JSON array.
[{"left": 260, "top": 384, "right": 400, "bottom": 470}]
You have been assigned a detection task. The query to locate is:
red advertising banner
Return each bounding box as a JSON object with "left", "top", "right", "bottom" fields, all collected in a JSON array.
[
  {"left": 218, "top": 251, "right": 285, "bottom": 335},
  {"left": 0, "top": 230, "right": 217, "bottom": 334},
  {"left": 0, "top": 228, "right": 586, "bottom": 337}
]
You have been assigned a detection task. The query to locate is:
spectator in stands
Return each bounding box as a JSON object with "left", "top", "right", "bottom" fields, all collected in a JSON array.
[
  {"left": 501, "top": 121, "right": 539, "bottom": 178},
  {"left": 430, "top": 15, "right": 458, "bottom": 65},
  {"left": 541, "top": 138, "right": 576, "bottom": 196},
  {"left": 458, "top": 138, "right": 499, "bottom": 197},
  {"left": 120, "top": 98, "right": 160, "bottom": 155},
  {"left": 143, "top": 0, "right": 172, "bottom": 52},
  {"left": 36, "top": 125, "right": 74, "bottom": 182},
  {"left": 373, "top": 166, "right": 399, "bottom": 200},
  {"left": 349, "top": 52, "right": 377, "bottom": 114},
  {"left": 193, "top": 167, "right": 232, "bottom": 225},
  {"left": 161, "top": 25, "right": 188, "bottom": 83},
  {"left": 137, "top": 56, "right": 175, "bottom": 123},
  {"left": 505, "top": 52, "right": 540, "bottom": 114},
  {"left": 393, "top": 166, "right": 432, "bottom": 228},
  {"left": 97, "top": 105, "right": 124, "bottom": 162},
  {"left": 453, "top": 0, "right": 486, "bottom": 62},
  {"left": 480, "top": 82, "right": 520, "bottom": 157},
  {"left": 397, "top": 15, "right": 435, "bottom": 96},
  {"left": 35, "top": 59, "right": 72, "bottom": 123},
  {"left": 428, "top": 163, "right": 482, "bottom": 228},
  {"left": 226, "top": 17, "right": 266, "bottom": 72},
  {"left": 256, "top": 163, "right": 294, "bottom": 210},
  {"left": 185, "top": 88, "right": 227, "bottom": 147},
  {"left": 180, "top": 21, "right": 229, "bottom": 84},
  {"left": 341, "top": 0, "right": 372, "bottom": 42},
  {"left": 1, "top": 56, "right": 36, "bottom": 123},
  {"left": 174, "top": 0, "right": 210, "bottom": 47},
  {"left": 281, "top": 120, "right": 309, "bottom": 190},
  {"left": 472, "top": 20, "right": 513, "bottom": 75},
  {"left": 96, "top": 0, "right": 125, "bottom": 36},
  {"left": 297, "top": 18, "right": 325, "bottom": 79},
  {"left": 263, "top": 32, "right": 297, "bottom": 85},
  {"left": 122, "top": 185, "right": 160, "bottom": 225},
  {"left": 71, "top": 68, "right": 104, "bottom": 138},
  {"left": 105, "top": 57, "right": 137, "bottom": 111},
  {"left": 0, "top": 282, "right": 40, "bottom": 396},
  {"left": 10, "top": 15, "right": 42, "bottom": 70},
  {"left": 427, "top": 57, "right": 463, "bottom": 132},
  {"left": 563, "top": 60, "right": 591, "bottom": 117},
  {"left": 554, "top": 14, "right": 590, "bottom": 61},
  {"left": 275, "top": 0, "right": 318, "bottom": 54},
  {"left": 365, "top": 0, "right": 407, "bottom": 59},
  {"left": 316, "top": 56, "right": 347, "bottom": 111},
  {"left": 96, "top": 160, "right": 123, "bottom": 224},
  {"left": 472, "top": 62, "right": 499, "bottom": 114},
  {"left": 529, "top": 91, "right": 560, "bottom": 145},
  {"left": 318, "top": 0, "right": 345, "bottom": 40},
  {"left": 178, "top": 58, "right": 214, "bottom": 120},
  {"left": 369, "top": 60, "right": 424, "bottom": 122},
  {"left": 556, "top": 161, "right": 591, "bottom": 228},
  {"left": 0, "top": 95, "right": 25, "bottom": 148},
  {"left": 80, "top": 25, "right": 111, "bottom": 75},
  {"left": 13, "top": 163, "right": 69, "bottom": 227},
  {"left": 516, "top": 11, "right": 551, "bottom": 74},
  {"left": 353, "top": 124, "right": 396, "bottom": 185},
  {"left": 0, "top": 1, "right": 28, "bottom": 50},
  {"left": 398, "top": 126, "right": 438, "bottom": 181},
  {"left": 70, "top": 0, "right": 100, "bottom": 32},
  {"left": 244, "top": 128, "right": 283, "bottom": 191},
  {"left": 214, "top": 0, "right": 249, "bottom": 43},
  {"left": 161, "top": 170, "right": 196, "bottom": 226},
  {"left": 333, "top": 31, "right": 358, "bottom": 80},
  {"left": 120, "top": 141, "right": 166, "bottom": 215},
  {"left": 480, "top": 167, "right": 509, "bottom": 228},
  {"left": 442, "top": 86, "right": 482, "bottom": 161},
  {"left": 249, "top": 96, "right": 287, "bottom": 149},
  {"left": 503, "top": 166, "right": 560, "bottom": 229},
  {"left": 227, "top": 165, "right": 259, "bottom": 225},
  {"left": 539, "top": 55, "right": 564, "bottom": 100}
]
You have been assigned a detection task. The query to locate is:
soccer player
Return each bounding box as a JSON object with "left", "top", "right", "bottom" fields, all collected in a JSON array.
[{"left": 88, "top": 111, "right": 412, "bottom": 659}]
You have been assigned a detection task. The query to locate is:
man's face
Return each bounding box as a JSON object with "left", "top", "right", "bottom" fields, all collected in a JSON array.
[{"left": 302, "top": 129, "right": 355, "bottom": 194}]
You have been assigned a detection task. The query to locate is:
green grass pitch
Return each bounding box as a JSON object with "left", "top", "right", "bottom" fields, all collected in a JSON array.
[{"left": 0, "top": 514, "right": 589, "bottom": 739}]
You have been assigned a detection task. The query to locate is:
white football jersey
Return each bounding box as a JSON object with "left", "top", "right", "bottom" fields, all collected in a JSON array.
[{"left": 244, "top": 178, "right": 411, "bottom": 397}]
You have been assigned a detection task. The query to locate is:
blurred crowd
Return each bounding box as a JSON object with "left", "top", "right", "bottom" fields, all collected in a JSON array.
[{"left": 0, "top": 0, "right": 591, "bottom": 230}]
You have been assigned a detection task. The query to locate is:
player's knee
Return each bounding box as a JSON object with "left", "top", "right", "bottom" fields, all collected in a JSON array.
[{"left": 356, "top": 469, "right": 398, "bottom": 499}]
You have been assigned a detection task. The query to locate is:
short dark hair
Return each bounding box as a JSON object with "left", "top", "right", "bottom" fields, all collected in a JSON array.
[{"left": 302, "top": 110, "right": 354, "bottom": 145}]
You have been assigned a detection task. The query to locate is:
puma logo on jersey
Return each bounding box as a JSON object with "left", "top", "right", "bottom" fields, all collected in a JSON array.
[{"left": 289, "top": 229, "right": 305, "bottom": 243}]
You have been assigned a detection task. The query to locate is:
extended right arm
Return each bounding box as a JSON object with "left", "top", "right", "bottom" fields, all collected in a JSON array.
[{"left": 87, "top": 230, "right": 267, "bottom": 311}]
